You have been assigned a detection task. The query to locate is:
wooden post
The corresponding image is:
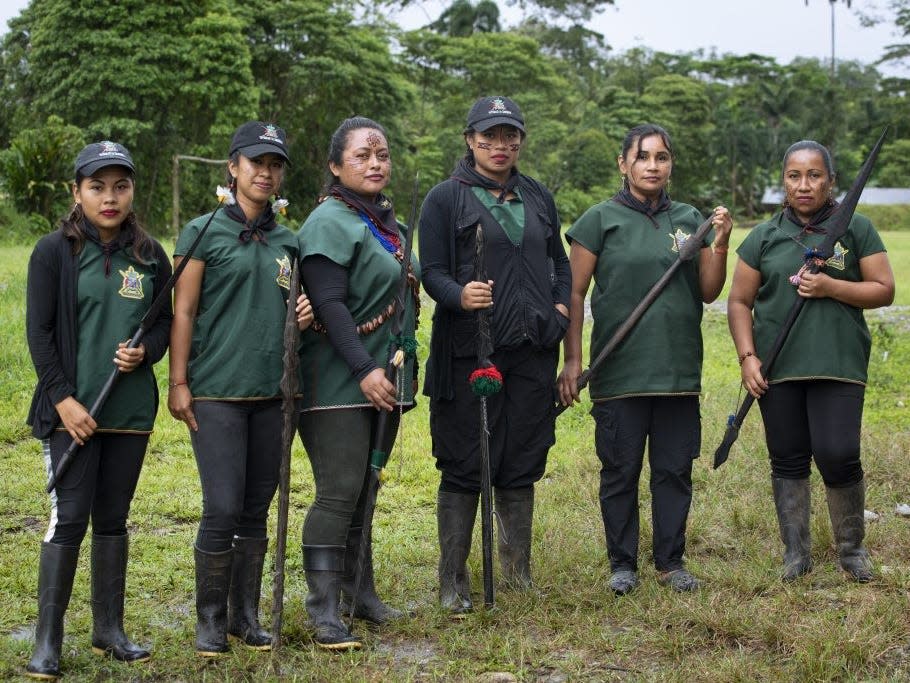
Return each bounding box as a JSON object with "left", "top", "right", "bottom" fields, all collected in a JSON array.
[{"left": 171, "top": 155, "right": 228, "bottom": 239}]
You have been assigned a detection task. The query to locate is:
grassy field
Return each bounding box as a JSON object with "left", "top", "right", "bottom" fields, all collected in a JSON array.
[{"left": 1, "top": 234, "right": 909, "bottom": 682}]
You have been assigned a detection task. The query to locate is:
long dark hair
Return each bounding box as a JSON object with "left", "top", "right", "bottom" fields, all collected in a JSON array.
[
  {"left": 321, "top": 116, "right": 388, "bottom": 196},
  {"left": 62, "top": 170, "right": 153, "bottom": 263}
]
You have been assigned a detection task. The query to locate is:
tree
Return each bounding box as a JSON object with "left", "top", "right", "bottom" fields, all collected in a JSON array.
[
  {"left": 428, "top": 0, "right": 501, "bottom": 36},
  {"left": 8, "top": 0, "right": 256, "bottom": 231}
]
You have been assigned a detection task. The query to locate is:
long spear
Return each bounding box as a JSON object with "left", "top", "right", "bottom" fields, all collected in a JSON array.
[
  {"left": 348, "top": 175, "right": 420, "bottom": 624},
  {"left": 46, "top": 189, "right": 232, "bottom": 493},
  {"left": 713, "top": 127, "right": 888, "bottom": 469},
  {"left": 468, "top": 225, "right": 499, "bottom": 608},
  {"left": 555, "top": 212, "right": 716, "bottom": 416},
  {"left": 271, "top": 261, "right": 300, "bottom": 649}
]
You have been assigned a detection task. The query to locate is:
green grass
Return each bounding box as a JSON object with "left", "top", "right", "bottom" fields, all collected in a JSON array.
[{"left": 1, "top": 239, "right": 909, "bottom": 682}]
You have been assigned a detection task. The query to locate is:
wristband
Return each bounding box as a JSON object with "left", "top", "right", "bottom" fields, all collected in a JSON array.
[
  {"left": 713, "top": 245, "right": 729, "bottom": 254},
  {"left": 169, "top": 380, "right": 188, "bottom": 388},
  {"left": 738, "top": 351, "right": 754, "bottom": 366}
]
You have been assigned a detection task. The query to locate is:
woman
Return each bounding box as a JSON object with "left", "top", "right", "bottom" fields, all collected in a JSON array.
[
  {"left": 168, "top": 121, "right": 311, "bottom": 655},
  {"left": 25, "top": 142, "right": 171, "bottom": 679},
  {"left": 296, "top": 116, "right": 418, "bottom": 650},
  {"left": 420, "top": 96, "right": 571, "bottom": 613},
  {"left": 727, "top": 140, "right": 894, "bottom": 583},
  {"left": 557, "top": 123, "right": 732, "bottom": 595}
]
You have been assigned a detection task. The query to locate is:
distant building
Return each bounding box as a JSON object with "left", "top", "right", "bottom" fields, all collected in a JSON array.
[{"left": 761, "top": 187, "right": 910, "bottom": 209}]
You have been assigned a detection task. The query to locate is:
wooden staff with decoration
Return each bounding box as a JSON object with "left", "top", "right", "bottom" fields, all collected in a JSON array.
[
  {"left": 348, "top": 175, "right": 420, "bottom": 624},
  {"left": 469, "top": 224, "right": 500, "bottom": 608},
  {"left": 270, "top": 260, "right": 300, "bottom": 649},
  {"left": 555, "top": 211, "right": 716, "bottom": 417},
  {"left": 45, "top": 186, "right": 234, "bottom": 494},
  {"left": 713, "top": 127, "right": 888, "bottom": 469}
]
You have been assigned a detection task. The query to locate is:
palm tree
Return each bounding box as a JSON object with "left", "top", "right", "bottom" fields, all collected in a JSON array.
[{"left": 805, "top": 0, "right": 853, "bottom": 76}]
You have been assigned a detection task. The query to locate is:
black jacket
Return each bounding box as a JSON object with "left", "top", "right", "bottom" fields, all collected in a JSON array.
[
  {"left": 26, "top": 229, "right": 173, "bottom": 438},
  {"left": 419, "top": 175, "right": 571, "bottom": 400}
]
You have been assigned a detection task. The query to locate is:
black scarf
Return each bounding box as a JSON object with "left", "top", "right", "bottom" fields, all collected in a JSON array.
[
  {"left": 783, "top": 199, "right": 838, "bottom": 235},
  {"left": 451, "top": 158, "right": 520, "bottom": 204},
  {"left": 82, "top": 218, "right": 131, "bottom": 278},
  {"left": 224, "top": 202, "right": 277, "bottom": 244},
  {"left": 329, "top": 184, "right": 400, "bottom": 252},
  {"left": 611, "top": 186, "right": 672, "bottom": 227}
]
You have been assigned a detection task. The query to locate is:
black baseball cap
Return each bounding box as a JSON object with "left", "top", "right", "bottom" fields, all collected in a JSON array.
[
  {"left": 74, "top": 141, "right": 136, "bottom": 178},
  {"left": 229, "top": 121, "right": 291, "bottom": 163},
  {"left": 466, "top": 96, "right": 525, "bottom": 133}
]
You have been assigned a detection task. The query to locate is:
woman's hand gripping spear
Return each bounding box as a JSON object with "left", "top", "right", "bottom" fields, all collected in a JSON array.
[
  {"left": 713, "top": 127, "right": 889, "bottom": 469},
  {"left": 270, "top": 260, "right": 300, "bottom": 649},
  {"left": 45, "top": 187, "right": 234, "bottom": 494},
  {"left": 348, "top": 176, "right": 420, "bottom": 625},
  {"left": 468, "top": 224, "right": 500, "bottom": 608},
  {"left": 555, "top": 212, "right": 716, "bottom": 416}
]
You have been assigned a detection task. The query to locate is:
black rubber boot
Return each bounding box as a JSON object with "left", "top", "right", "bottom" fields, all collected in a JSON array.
[
  {"left": 303, "top": 545, "right": 361, "bottom": 651},
  {"left": 339, "top": 526, "right": 404, "bottom": 625},
  {"left": 25, "top": 542, "right": 80, "bottom": 681},
  {"left": 227, "top": 537, "right": 272, "bottom": 650},
  {"left": 495, "top": 486, "right": 534, "bottom": 590},
  {"left": 194, "top": 546, "right": 233, "bottom": 656},
  {"left": 437, "top": 491, "right": 478, "bottom": 616},
  {"left": 826, "top": 479, "right": 874, "bottom": 583},
  {"left": 772, "top": 478, "right": 812, "bottom": 581},
  {"left": 89, "top": 534, "right": 151, "bottom": 662}
]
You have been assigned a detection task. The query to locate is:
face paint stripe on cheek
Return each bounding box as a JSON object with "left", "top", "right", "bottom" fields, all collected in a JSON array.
[
  {"left": 509, "top": 144, "right": 520, "bottom": 152},
  {"left": 476, "top": 142, "right": 493, "bottom": 150}
]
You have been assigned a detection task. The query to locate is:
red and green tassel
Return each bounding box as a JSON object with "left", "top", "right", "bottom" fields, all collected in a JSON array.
[{"left": 469, "top": 365, "right": 503, "bottom": 397}]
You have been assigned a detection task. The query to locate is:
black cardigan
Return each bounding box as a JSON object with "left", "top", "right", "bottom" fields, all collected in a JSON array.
[{"left": 26, "top": 229, "right": 173, "bottom": 438}]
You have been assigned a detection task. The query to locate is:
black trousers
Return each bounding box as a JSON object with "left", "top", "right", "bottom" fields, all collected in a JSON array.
[
  {"left": 592, "top": 395, "right": 700, "bottom": 573},
  {"left": 430, "top": 345, "right": 558, "bottom": 493},
  {"left": 42, "top": 431, "right": 148, "bottom": 547},
  {"left": 190, "top": 399, "right": 283, "bottom": 552},
  {"left": 757, "top": 379, "right": 865, "bottom": 486},
  {"left": 298, "top": 407, "right": 399, "bottom": 547}
]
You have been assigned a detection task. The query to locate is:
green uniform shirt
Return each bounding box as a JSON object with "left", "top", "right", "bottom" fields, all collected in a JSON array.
[
  {"left": 737, "top": 212, "right": 886, "bottom": 384},
  {"left": 567, "top": 199, "right": 711, "bottom": 401},
  {"left": 471, "top": 186, "right": 525, "bottom": 245},
  {"left": 175, "top": 211, "right": 298, "bottom": 400},
  {"left": 75, "top": 244, "right": 159, "bottom": 432},
  {"left": 297, "top": 198, "right": 419, "bottom": 410}
]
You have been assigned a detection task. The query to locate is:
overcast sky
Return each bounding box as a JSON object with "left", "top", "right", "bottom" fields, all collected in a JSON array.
[{"left": 1, "top": 0, "right": 905, "bottom": 77}]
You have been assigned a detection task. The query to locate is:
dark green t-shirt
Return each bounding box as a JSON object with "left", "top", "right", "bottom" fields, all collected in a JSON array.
[
  {"left": 75, "top": 243, "right": 159, "bottom": 432},
  {"left": 567, "top": 199, "right": 711, "bottom": 400},
  {"left": 471, "top": 186, "right": 525, "bottom": 245},
  {"left": 297, "top": 198, "right": 419, "bottom": 410},
  {"left": 736, "top": 212, "right": 886, "bottom": 384},
  {"left": 175, "top": 211, "right": 298, "bottom": 399}
]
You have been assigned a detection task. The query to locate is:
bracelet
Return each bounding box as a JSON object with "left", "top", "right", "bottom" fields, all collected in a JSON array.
[
  {"left": 738, "top": 351, "right": 755, "bottom": 366},
  {"left": 713, "top": 244, "right": 729, "bottom": 254},
  {"left": 169, "top": 380, "right": 187, "bottom": 388}
]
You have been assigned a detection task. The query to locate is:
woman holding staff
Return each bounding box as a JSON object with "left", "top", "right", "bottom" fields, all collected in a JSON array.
[
  {"left": 25, "top": 141, "right": 172, "bottom": 679},
  {"left": 727, "top": 139, "right": 894, "bottom": 582},
  {"left": 557, "top": 123, "right": 732, "bottom": 595},
  {"left": 296, "top": 116, "right": 418, "bottom": 650},
  {"left": 168, "top": 121, "right": 312, "bottom": 655},
  {"left": 420, "top": 96, "right": 571, "bottom": 612}
]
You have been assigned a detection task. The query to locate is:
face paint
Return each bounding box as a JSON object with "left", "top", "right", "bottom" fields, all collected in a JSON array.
[
  {"left": 476, "top": 141, "right": 493, "bottom": 150},
  {"left": 366, "top": 131, "right": 383, "bottom": 149},
  {"left": 509, "top": 144, "right": 520, "bottom": 152}
]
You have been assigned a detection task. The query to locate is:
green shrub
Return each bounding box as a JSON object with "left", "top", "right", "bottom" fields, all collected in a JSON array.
[{"left": 855, "top": 204, "right": 910, "bottom": 231}]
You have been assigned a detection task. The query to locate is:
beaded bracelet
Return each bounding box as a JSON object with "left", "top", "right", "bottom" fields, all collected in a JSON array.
[{"left": 738, "top": 351, "right": 755, "bottom": 366}]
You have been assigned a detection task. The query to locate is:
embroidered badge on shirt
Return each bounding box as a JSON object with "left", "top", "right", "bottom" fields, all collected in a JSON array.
[
  {"left": 276, "top": 255, "right": 291, "bottom": 290},
  {"left": 826, "top": 241, "right": 848, "bottom": 271},
  {"left": 118, "top": 266, "right": 144, "bottom": 300},
  {"left": 668, "top": 228, "right": 690, "bottom": 253}
]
